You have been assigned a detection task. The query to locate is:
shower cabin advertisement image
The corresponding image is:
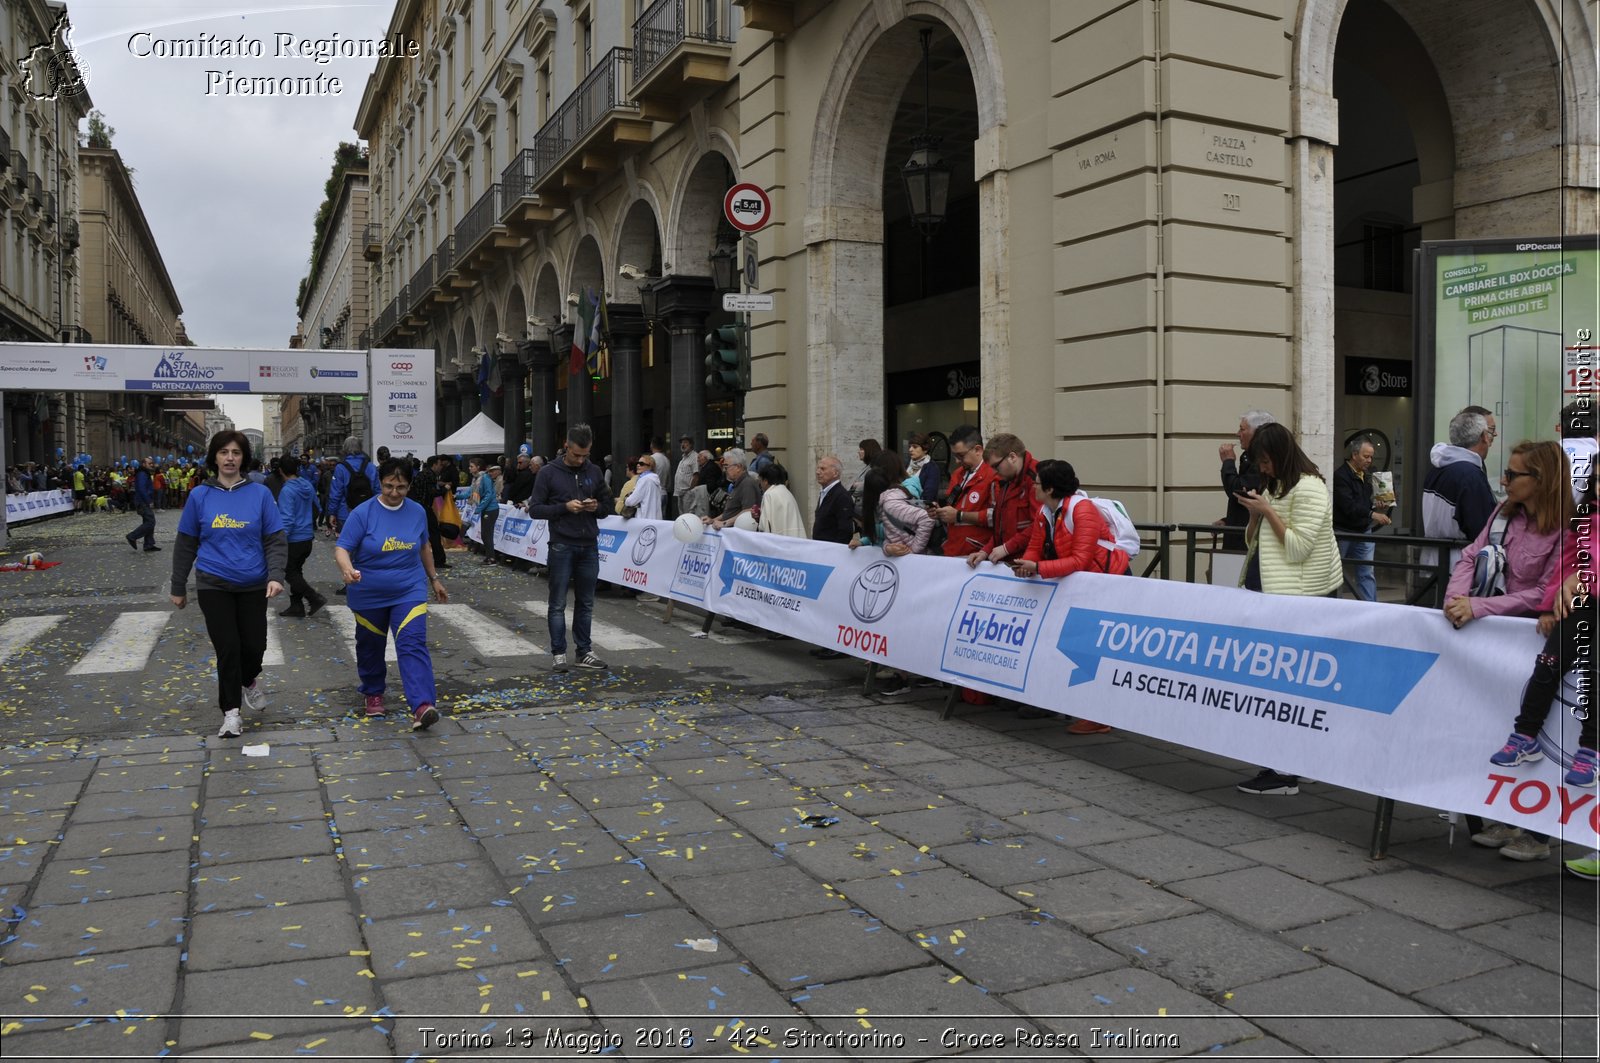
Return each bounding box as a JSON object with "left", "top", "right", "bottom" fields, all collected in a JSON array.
[{"left": 1417, "top": 235, "right": 1599, "bottom": 509}]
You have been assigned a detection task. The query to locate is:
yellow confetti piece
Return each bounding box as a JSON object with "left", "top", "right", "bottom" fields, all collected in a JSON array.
[
  {"left": 947, "top": 975, "right": 964, "bottom": 984},
  {"left": 1, "top": 1023, "right": 22, "bottom": 1037},
  {"left": 1016, "top": 890, "right": 1035, "bottom": 897},
  {"left": 249, "top": 1032, "right": 273, "bottom": 1040},
  {"left": 541, "top": 990, "right": 551, "bottom": 1002},
  {"left": 357, "top": 968, "right": 375, "bottom": 978},
  {"left": 349, "top": 949, "right": 370, "bottom": 956},
  {"left": 305, "top": 1038, "right": 328, "bottom": 1049},
  {"left": 1158, "top": 1007, "right": 1167, "bottom": 1017},
  {"left": 516, "top": 970, "right": 538, "bottom": 978},
  {"left": 85, "top": 926, "right": 102, "bottom": 934},
  {"left": 577, "top": 997, "right": 588, "bottom": 1008}
]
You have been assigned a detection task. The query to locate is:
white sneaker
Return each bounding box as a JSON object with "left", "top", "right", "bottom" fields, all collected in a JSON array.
[
  {"left": 242, "top": 681, "right": 269, "bottom": 711},
  {"left": 552, "top": 653, "right": 568, "bottom": 672},
  {"left": 1470, "top": 822, "right": 1523, "bottom": 848},
  {"left": 217, "top": 709, "right": 243, "bottom": 738}
]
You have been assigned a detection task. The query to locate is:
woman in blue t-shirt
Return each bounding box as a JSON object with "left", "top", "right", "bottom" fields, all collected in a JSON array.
[
  {"left": 335, "top": 457, "right": 448, "bottom": 731},
  {"left": 170, "top": 431, "right": 287, "bottom": 739}
]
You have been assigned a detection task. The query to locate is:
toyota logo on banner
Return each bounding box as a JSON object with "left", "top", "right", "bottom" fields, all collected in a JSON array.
[
  {"left": 528, "top": 521, "right": 546, "bottom": 545},
  {"left": 848, "top": 561, "right": 900, "bottom": 624},
  {"left": 390, "top": 361, "right": 413, "bottom": 372},
  {"left": 632, "top": 525, "right": 658, "bottom": 566}
]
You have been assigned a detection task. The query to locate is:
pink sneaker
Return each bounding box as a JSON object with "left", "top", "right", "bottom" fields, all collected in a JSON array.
[
  {"left": 412, "top": 702, "right": 439, "bottom": 732},
  {"left": 364, "top": 694, "right": 386, "bottom": 718}
]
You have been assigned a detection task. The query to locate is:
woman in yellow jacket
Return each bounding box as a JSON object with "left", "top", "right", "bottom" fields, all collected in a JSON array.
[{"left": 1231, "top": 421, "right": 1343, "bottom": 796}]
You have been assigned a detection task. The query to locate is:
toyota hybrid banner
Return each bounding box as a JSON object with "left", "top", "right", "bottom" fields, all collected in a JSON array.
[{"left": 470, "top": 517, "right": 1589, "bottom": 841}]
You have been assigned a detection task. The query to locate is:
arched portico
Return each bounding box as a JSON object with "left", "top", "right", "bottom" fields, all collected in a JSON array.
[{"left": 805, "top": 0, "right": 1006, "bottom": 466}]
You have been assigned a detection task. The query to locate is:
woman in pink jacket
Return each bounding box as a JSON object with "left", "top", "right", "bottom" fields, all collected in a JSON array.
[{"left": 1444, "top": 439, "right": 1567, "bottom": 861}]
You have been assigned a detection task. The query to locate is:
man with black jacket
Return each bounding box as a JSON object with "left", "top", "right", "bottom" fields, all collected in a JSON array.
[
  {"left": 1217, "top": 410, "right": 1274, "bottom": 550},
  {"left": 125, "top": 457, "right": 160, "bottom": 552},
  {"left": 505, "top": 452, "right": 537, "bottom": 508},
  {"left": 1332, "top": 437, "right": 1390, "bottom": 601},
  {"left": 809, "top": 454, "right": 855, "bottom": 659},
  {"left": 528, "top": 424, "right": 613, "bottom": 672},
  {"left": 410, "top": 455, "right": 448, "bottom": 570}
]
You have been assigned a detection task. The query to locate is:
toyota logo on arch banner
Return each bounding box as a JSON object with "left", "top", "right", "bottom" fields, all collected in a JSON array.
[{"left": 369, "top": 348, "right": 435, "bottom": 460}]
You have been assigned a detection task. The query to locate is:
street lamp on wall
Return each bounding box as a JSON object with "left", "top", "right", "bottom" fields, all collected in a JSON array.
[
  {"left": 900, "top": 27, "right": 950, "bottom": 240},
  {"left": 708, "top": 240, "right": 739, "bottom": 294}
]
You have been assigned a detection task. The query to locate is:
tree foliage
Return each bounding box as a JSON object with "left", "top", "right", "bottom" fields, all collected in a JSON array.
[
  {"left": 84, "top": 110, "right": 114, "bottom": 148},
  {"left": 296, "top": 141, "right": 368, "bottom": 313}
]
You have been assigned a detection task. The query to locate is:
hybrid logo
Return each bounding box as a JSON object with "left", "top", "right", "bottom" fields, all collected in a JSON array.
[
  {"left": 501, "top": 516, "right": 533, "bottom": 538},
  {"left": 671, "top": 540, "right": 717, "bottom": 602},
  {"left": 596, "top": 529, "right": 627, "bottom": 557},
  {"left": 632, "top": 525, "right": 658, "bottom": 566},
  {"left": 848, "top": 561, "right": 899, "bottom": 624},
  {"left": 941, "top": 574, "right": 1058, "bottom": 693}
]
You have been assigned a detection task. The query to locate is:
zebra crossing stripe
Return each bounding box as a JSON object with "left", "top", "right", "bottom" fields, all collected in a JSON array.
[
  {"left": 519, "top": 601, "right": 662, "bottom": 651},
  {"left": 430, "top": 604, "right": 546, "bottom": 657},
  {"left": 0, "top": 616, "right": 66, "bottom": 666},
  {"left": 322, "top": 604, "right": 398, "bottom": 663},
  {"left": 68, "top": 611, "right": 171, "bottom": 675},
  {"left": 263, "top": 617, "right": 285, "bottom": 667}
]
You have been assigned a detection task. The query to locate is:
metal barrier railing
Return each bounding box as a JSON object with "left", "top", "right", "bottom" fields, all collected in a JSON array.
[
  {"left": 1131, "top": 523, "right": 1459, "bottom": 608},
  {"left": 634, "top": 0, "right": 734, "bottom": 85}
]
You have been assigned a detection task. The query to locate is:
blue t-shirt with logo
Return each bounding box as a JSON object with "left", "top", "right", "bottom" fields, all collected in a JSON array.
[
  {"left": 337, "top": 497, "right": 430, "bottom": 609},
  {"left": 176, "top": 481, "right": 284, "bottom": 585}
]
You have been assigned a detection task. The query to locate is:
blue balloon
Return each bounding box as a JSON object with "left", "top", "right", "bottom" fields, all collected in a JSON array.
[{"left": 519, "top": 443, "right": 532, "bottom": 457}]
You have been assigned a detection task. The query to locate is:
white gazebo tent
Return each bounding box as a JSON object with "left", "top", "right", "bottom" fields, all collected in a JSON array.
[{"left": 435, "top": 412, "right": 505, "bottom": 454}]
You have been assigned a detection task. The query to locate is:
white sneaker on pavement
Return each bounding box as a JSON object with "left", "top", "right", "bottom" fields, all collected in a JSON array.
[
  {"left": 242, "top": 681, "right": 269, "bottom": 711},
  {"left": 217, "top": 709, "right": 243, "bottom": 738}
]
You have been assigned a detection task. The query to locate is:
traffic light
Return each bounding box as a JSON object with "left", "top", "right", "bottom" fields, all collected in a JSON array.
[{"left": 704, "top": 324, "right": 746, "bottom": 392}]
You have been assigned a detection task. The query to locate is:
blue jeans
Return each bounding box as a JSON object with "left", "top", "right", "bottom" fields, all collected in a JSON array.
[
  {"left": 1339, "top": 537, "right": 1376, "bottom": 601},
  {"left": 546, "top": 540, "right": 598, "bottom": 656}
]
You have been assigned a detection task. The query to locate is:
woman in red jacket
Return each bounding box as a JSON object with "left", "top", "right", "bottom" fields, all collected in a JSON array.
[{"left": 1016, "top": 459, "right": 1130, "bottom": 733}]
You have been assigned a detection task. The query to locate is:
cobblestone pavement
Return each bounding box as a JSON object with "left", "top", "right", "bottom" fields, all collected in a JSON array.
[{"left": 0, "top": 514, "right": 1595, "bottom": 1060}]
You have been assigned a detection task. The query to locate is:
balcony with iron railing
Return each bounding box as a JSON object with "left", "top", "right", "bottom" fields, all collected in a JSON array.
[
  {"left": 454, "top": 182, "right": 510, "bottom": 267},
  {"left": 498, "top": 149, "right": 559, "bottom": 231},
  {"left": 9, "top": 152, "right": 24, "bottom": 188},
  {"left": 356, "top": 327, "right": 371, "bottom": 350},
  {"left": 42, "top": 191, "right": 56, "bottom": 224},
  {"left": 525, "top": 48, "right": 649, "bottom": 201},
  {"left": 407, "top": 254, "right": 436, "bottom": 314},
  {"left": 632, "top": 0, "right": 735, "bottom": 117},
  {"left": 375, "top": 297, "right": 399, "bottom": 341},
  {"left": 28, "top": 171, "right": 43, "bottom": 205},
  {"left": 0, "top": 126, "right": 10, "bottom": 167},
  {"left": 362, "top": 222, "right": 382, "bottom": 261}
]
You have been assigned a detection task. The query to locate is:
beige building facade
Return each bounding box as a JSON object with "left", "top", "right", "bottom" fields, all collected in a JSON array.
[
  {"left": 1, "top": 0, "right": 91, "bottom": 464},
  {"left": 293, "top": 168, "right": 373, "bottom": 456},
  {"left": 355, "top": 0, "right": 1597, "bottom": 520},
  {"left": 76, "top": 146, "right": 197, "bottom": 460}
]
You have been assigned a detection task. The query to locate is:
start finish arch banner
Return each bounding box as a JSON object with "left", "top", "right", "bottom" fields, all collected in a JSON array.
[{"left": 471, "top": 517, "right": 1595, "bottom": 843}]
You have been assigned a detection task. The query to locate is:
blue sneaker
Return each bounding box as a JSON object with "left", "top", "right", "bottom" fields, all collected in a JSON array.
[
  {"left": 1565, "top": 747, "right": 1598, "bottom": 788},
  {"left": 1489, "top": 732, "right": 1542, "bottom": 767}
]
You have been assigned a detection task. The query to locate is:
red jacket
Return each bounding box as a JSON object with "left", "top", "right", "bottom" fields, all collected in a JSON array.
[
  {"left": 942, "top": 460, "right": 997, "bottom": 557},
  {"left": 1022, "top": 495, "right": 1132, "bottom": 578},
  {"left": 992, "top": 451, "right": 1040, "bottom": 558}
]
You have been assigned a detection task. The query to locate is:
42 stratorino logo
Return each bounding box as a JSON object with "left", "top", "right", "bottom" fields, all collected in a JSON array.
[{"left": 848, "top": 561, "right": 899, "bottom": 624}]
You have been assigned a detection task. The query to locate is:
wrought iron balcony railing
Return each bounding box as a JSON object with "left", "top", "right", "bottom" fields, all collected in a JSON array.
[
  {"left": 528, "top": 48, "right": 637, "bottom": 188},
  {"left": 455, "top": 182, "right": 505, "bottom": 259},
  {"left": 634, "top": 0, "right": 734, "bottom": 85},
  {"left": 408, "top": 254, "right": 436, "bottom": 311}
]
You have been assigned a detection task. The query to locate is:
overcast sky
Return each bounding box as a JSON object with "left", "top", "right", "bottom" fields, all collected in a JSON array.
[{"left": 62, "top": 1, "right": 392, "bottom": 429}]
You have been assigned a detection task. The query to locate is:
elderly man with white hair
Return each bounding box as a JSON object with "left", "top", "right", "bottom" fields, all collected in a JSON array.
[
  {"left": 704, "top": 448, "right": 761, "bottom": 530},
  {"left": 1217, "top": 409, "right": 1275, "bottom": 550}
]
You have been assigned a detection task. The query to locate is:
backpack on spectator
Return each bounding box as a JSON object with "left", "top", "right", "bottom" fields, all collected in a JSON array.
[
  {"left": 344, "top": 457, "right": 374, "bottom": 508},
  {"left": 1469, "top": 509, "right": 1511, "bottom": 597},
  {"left": 1057, "top": 491, "right": 1141, "bottom": 558}
]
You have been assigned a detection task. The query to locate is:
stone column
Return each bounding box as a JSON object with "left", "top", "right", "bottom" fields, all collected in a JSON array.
[
  {"left": 439, "top": 380, "right": 459, "bottom": 438},
  {"left": 499, "top": 348, "right": 528, "bottom": 462},
  {"left": 47, "top": 397, "right": 63, "bottom": 463},
  {"left": 606, "top": 304, "right": 647, "bottom": 461},
  {"left": 455, "top": 372, "right": 477, "bottom": 436},
  {"left": 653, "top": 276, "right": 717, "bottom": 452},
  {"left": 26, "top": 403, "right": 44, "bottom": 465},
  {"left": 524, "top": 338, "right": 559, "bottom": 458}
]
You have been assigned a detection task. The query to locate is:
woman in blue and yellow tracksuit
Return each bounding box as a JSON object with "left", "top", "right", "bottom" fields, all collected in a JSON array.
[
  {"left": 334, "top": 457, "right": 448, "bottom": 731},
  {"left": 170, "top": 431, "right": 287, "bottom": 739}
]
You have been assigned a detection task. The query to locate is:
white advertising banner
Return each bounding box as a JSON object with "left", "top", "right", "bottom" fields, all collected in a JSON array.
[
  {"left": 4, "top": 489, "right": 73, "bottom": 524},
  {"left": 474, "top": 516, "right": 1596, "bottom": 843},
  {"left": 0, "top": 343, "right": 367, "bottom": 394},
  {"left": 368, "top": 348, "right": 435, "bottom": 459}
]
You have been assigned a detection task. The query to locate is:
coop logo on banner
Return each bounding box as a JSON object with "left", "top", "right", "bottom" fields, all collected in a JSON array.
[
  {"left": 1054, "top": 609, "right": 1439, "bottom": 718},
  {"left": 671, "top": 538, "right": 718, "bottom": 602},
  {"left": 716, "top": 549, "right": 833, "bottom": 615},
  {"left": 941, "top": 574, "right": 1058, "bottom": 692}
]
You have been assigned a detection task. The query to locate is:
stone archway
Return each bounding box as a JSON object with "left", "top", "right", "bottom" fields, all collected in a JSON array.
[
  {"left": 1290, "top": 0, "right": 1590, "bottom": 471},
  {"left": 670, "top": 149, "right": 737, "bottom": 282},
  {"left": 528, "top": 263, "right": 564, "bottom": 457},
  {"left": 805, "top": 0, "right": 1006, "bottom": 465}
]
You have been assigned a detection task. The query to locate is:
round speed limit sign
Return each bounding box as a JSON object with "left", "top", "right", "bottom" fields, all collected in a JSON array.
[{"left": 723, "top": 183, "right": 772, "bottom": 233}]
